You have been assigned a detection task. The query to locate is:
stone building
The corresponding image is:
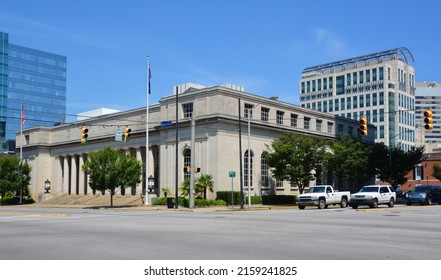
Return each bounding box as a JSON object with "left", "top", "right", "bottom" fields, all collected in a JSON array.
[{"left": 17, "top": 83, "right": 374, "bottom": 201}]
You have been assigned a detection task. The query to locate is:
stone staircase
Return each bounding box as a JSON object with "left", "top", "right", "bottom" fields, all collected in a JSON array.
[{"left": 37, "top": 193, "right": 144, "bottom": 207}]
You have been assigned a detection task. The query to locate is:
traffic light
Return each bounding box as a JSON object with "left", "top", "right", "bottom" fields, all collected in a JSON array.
[
  {"left": 424, "top": 108, "right": 433, "bottom": 130},
  {"left": 359, "top": 115, "right": 368, "bottom": 136},
  {"left": 81, "top": 126, "right": 88, "bottom": 144},
  {"left": 124, "top": 127, "right": 132, "bottom": 142}
]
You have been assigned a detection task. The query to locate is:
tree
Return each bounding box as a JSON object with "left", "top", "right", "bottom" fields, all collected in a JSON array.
[
  {"left": 179, "top": 178, "right": 191, "bottom": 197},
  {"left": 325, "top": 135, "right": 375, "bottom": 191},
  {"left": 372, "top": 144, "right": 424, "bottom": 188},
  {"left": 265, "top": 133, "right": 329, "bottom": 194},
  {"left": 433, "top": 163, "right": 441, "bottom": 181},
  {"left": 0, "top": 156, "right": 31, "bottom": 204},
  {"left": 195, "top": 173, "right": 214, "bottom": 199},
  {"left": 82, "top": 147, "right": 142, "bottom": 207}
]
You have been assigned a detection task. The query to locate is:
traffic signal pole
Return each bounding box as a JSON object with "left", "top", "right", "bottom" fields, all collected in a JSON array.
[{"left": 189, "top": 115, "right": 195, "bottom": 209}]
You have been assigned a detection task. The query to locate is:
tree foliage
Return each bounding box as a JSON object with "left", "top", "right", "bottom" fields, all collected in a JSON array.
[
  {"left": 265, "top": 133, "right": 329, "bottom": 194},
  {"left": 82, "top": 147, "right": 142, "bottom": 206},
  {"left": 325, "top": 135, "right": 375, "bottom": 191},
  {"left": 372, "top": 144, "right": 424, "bottom": 188},
  {"left": 180, "top": 174, "right": 215, "bottom": 199},
  {"left": 0, "top": 156, "right": 31, "bottom": 203},
  {"left": 433, "top": 163, "right": 441, "bottom": 181}
]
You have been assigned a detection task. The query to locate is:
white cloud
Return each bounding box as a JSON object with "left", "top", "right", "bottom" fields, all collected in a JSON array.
[{"left": 310, "top": 27, "right": 345, "bottom": 54}]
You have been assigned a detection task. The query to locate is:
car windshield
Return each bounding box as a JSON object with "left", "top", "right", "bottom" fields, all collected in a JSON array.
[
  {"left": 412, "top": 186, "right": 430, "bottom": 193},
  {"left": 359, "top": 186, "right": 379, "bottom": 193},
  {"left": 306, "top": 187, "right": 326, "bottom": 193}
]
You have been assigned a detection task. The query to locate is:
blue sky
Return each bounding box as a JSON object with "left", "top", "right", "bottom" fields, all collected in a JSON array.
[{"left": 1, "top": 0, "right": 440, "bottom": 120}]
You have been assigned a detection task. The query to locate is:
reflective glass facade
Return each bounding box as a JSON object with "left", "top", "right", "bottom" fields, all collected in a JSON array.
[{"left": 0, "top": 31, "right": 66, "bottom": 152}]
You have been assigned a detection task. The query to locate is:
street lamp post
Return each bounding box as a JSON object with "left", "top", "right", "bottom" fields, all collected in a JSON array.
[
  {"left": 246, "top": 96, "right": 278, "bottom": 208},
  {"left": 148, "top": 175, "right": 155, "bottom": 193},
  {"left": 44, "top": 179, "right": 51, "bottom": 194}
]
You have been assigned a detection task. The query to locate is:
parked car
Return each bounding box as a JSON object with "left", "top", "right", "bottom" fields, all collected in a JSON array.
[
  {"left": 350, "top": 185, "right": 396, "bottom": 209},
  {"left": 297, "top": 185, "right": 350, "bottom": 209},
  {"left": 405, "top": 185, "right": 441, "bottom": 205}
]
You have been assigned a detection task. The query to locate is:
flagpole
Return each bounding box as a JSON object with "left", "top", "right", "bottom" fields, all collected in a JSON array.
[
  {"left": 20, "top": 101, "right": 23, "bottom": 204},
  {"left": 145, "top": 55, "right": 151, "bottom": 205}
]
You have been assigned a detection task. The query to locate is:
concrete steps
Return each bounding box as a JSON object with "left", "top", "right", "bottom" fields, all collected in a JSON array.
[{"left": 37, "top": 193, "right": 143, "bottom": 207}]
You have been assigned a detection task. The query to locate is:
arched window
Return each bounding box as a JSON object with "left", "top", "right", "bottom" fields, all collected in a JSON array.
[
  {"left": 183, "top": 148, "right": 191, "bottom": 180},
  {"left": 244, "top": 150, "right": 254, "bottom": 187}
]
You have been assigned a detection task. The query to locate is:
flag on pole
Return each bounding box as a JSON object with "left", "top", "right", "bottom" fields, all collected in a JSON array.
[
  {"left": 21, "top": 103, "right": 26, "bottom": 126},
  {"left": 148, "top": 56, "right": 151, "bottom": 95}
]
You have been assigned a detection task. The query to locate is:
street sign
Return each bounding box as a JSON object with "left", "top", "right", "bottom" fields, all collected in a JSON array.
[
  {"left": 115, "top": 130, "right": 123, "bottom": 142},
  {"left": 160, "top": 121, "right": 172, "bottom": 128},
  {"left": 229, "top": 171, "right": 236, "bottom": 178}
]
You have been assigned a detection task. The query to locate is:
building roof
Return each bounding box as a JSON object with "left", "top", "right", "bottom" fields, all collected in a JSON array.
[{"left": 302, "top": 47, "right": 414, "bottom": 75}]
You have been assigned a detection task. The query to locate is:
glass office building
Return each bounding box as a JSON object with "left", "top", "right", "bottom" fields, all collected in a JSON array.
[
  {"left": 300, "top": 48, "right": 416, "bottom": 151},
  {"left": 0, "top": 31, "right": 66, "bottom": 153}
]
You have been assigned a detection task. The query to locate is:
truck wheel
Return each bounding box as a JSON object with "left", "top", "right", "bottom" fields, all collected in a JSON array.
[
  {"left": 318, "top": 199, "right": 326, "bottom": 209},
  {"left": 370, "top": 198, "right": 378, "bottom": 208},
  {"left": 298, "top": 205, "right": 305, "bottom": 210},
  {"left": 340, "top": 198, "right": 348, "bottom": 208},
  {"left": 388, "top": 198, "right": 395, "bottom": 208}
]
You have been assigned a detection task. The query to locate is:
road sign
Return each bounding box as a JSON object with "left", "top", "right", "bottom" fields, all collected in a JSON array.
[
  {"left": 160, "top": 121, "right": 172, "bottom": 128},
  {"left": 115, "top": 130, "right": 123, "bottom": 142},
  {"left": 229, "top": 171, "right": 236, "bottom": 178}
]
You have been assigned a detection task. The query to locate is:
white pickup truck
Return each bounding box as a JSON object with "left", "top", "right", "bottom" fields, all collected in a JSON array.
[{"left": 297, "top": 185, "right": 351, "bottom": 209}]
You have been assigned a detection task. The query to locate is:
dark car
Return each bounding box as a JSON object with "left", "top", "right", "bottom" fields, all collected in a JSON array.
[{"left": 405, "top": 186, "right": 441, "bottom": 205}]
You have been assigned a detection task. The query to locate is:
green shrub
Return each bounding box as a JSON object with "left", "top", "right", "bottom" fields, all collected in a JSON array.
[
  {"left": 262, "top": 195, "right": 297, "bottom": 205},
  {"left": 216, "top": 191, "right": 242, "bottom": 205},
  {"left": 0, "top": 196, "right": 34, "bottom": 205},
  {"left": 152, "top": 196, "right": 188, "bottom": 207}
]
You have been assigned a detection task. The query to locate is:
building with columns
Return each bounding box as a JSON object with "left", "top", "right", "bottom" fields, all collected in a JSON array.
[{"left": 17, "top": 83, "right": 374, "bottom": 202}]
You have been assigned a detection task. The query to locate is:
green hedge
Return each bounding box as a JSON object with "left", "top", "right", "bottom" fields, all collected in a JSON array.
[
  {"left": 152, "top": 197, "right": 227, "bottom": 207},
  {"left": 216, "top": 191, "right": 242, "bottom": 205},
  {"left": 262, "top": 195, "right": 297, "bottom": 205},
  {"left": 0, "top": 196, "right": 35, "bottom": 205}
]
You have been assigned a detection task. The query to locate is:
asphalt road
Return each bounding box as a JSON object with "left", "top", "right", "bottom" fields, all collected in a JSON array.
[{"left": 1, "top": 204, "right": 441, "bottom": 260}]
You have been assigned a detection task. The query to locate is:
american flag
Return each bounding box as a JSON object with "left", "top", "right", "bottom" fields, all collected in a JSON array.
[{"left": 21, "top": 103, "right": 26, "bottom": 126}]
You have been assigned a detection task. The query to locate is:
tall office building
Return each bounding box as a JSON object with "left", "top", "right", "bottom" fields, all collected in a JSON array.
[
  {"left": 300, "top": 48, "right": 416, "bottom": 150},
  {"left": 415, "top": 81, "right": 441, "bottom": 144},
  {"left": 0, "top": 31, "right": 66, "bottom": 153}
]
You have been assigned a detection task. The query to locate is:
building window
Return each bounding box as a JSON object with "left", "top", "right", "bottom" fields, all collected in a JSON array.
[
  {"left": 244, "top": 103, "right": 253, "bottom": 119},
  {"left": 373, "top": 109, "right": 378, "bottom": 123},
  {"left": 183, "top": 103, "right": 193, "bottom": 118},
  {"left": 304, "top": 117, "right": 310, "bottom": 129},
  {"left": 327, "top": 122, "right": 333, "bottom": 134},
  {"left": 323, "top": 78, "right": 327, "bottom": 90},
  {"left": 318, "top": 79, "right": 322, "bottom": 91},
  {"left": 380, "top": 109, "right": 385, "bottom": 122},
  {"left": 366, "top": 69, "right": 371, "bottom": 82},
  {"left": 379, "top": 67, "right": 384, "bottom": 80},
  {"left": 244, "top": 150, "right": 254, "bottom": 188},
  {"left": 336, "top": 75, "right": 344, "bottom": 95},
  {"left": 301, "top": 82, "right": 305, "bottom": 94},
  {"left": 353, "top": 72, "right": 358, "bottom": 84},
  {"left": 379, "top": 92, "right": 384, "bottom": 105},
  {"left": 261, "top": 153, "right": 269, "bottom": 189},
  {"left": 316, "top": 120, "right": 322, "bottom": 132},
  {"left": 373, "top": 68, "right": 377, "bottom": 82},
  {"left": 337, "top": 124, "right": 344, "bottom": 134},
  {"left": 276, "top": 111, "right": 284, "bottom": 125},
  {"left": 359, "top": 71, "right": 364, "bottom": 83},
  {"left": 290, "top": 114, "right": 298, "bottom": 127},
  {"left": 25, "top": 135, "right": 30, "bottom": 145},
  {"left": 261, "top": 107, "right": 269, "bottom": 122},
  {"left": 373, "top": 93, "right": 377, "bottom": 106},
  {"left": 183, "top": 148, "right": 191, "bottom": 180}
]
